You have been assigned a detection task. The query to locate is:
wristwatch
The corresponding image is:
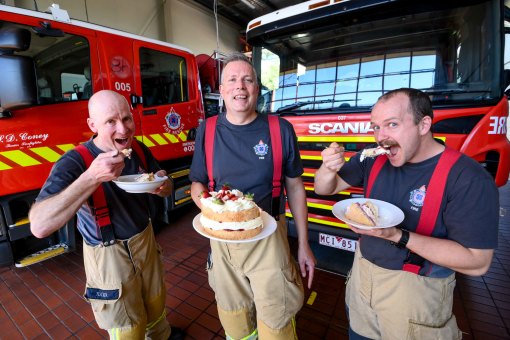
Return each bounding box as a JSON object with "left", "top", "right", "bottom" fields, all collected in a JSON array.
[{"left": 392, "top": 229, "right": 410, "bottom": 249}]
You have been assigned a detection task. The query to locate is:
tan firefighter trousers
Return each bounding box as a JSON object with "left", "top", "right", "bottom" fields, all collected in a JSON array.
[
  {"left": 83, "top": 224, "right": 171, "bottom": 340},
  {"left": 346, "top": 248, "right": 462, "bottom": 340},
  {"left": 207, "top": 215, "right": 304, "bottom": 340}
]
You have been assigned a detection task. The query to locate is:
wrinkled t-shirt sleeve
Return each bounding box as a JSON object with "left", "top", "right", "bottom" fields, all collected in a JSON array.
[
  {"left": 443, "top": 166, "right": 499, "bottom": 249},
  {"left": 36, "top": 150, "right": 85, "bottom": 201},
  {"left": 338, "top": 152, "right": 368, "bottom": 188}
]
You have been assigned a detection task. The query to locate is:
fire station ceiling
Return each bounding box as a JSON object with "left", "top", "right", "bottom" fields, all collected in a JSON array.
[
  {"left": 192, "top": 0, "right": 300, "bottom": 28},
  {"left": 203, "top": 0, "right": 510, "bottom": 29}
]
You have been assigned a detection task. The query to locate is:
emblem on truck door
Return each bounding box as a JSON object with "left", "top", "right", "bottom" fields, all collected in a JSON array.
[{"left": 164, "top": 108, "right": 184, "bottom": 134}]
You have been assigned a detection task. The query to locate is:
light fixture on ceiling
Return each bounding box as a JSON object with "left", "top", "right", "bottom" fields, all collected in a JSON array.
[{"left": 240, "top": 0, "right": 256, "bottom": 10}]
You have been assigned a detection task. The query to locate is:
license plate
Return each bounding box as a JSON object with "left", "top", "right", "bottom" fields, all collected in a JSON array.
[{"left": 319, "top": 233, "right": 357, "bottom": 252}]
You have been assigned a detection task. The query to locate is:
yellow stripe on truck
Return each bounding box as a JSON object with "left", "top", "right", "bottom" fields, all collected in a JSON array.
[
  {"left": 136, "top": 136, "right": 156, "bottom": 147},
  {"left": 308, "top": 216, "right": 347, "bottom": 228},
  {"left": 307, "top": 202, "right": 332, "bottom": 210},
  {"left": 150, "top": 134, "right": 169, "bottom": 145},
  {"left": 57, "top": 144, "right": 76, "bottom": 152},
  {"left": 0, "top": 150, "right": 41, "bottom": 166},
  {"left": 0, "top": 131, "right": 195, "bottom": 171},
  {"left": 301, "top": 155, "right": 322, "bottom": 161},
  {"left": 169, "top": 168, "right": 190, "bottom": 179},
  {"left": 0, "top": 161, "right": 12, "bottom": 170},
  {"left": 301, "top": 155, "right": 351, "bottom": 162},
  {"left": 298, "top": 136, "right": 376, "bottom": 142},
  {"left": 178, "top": 131, "right": 188, "bottom": 142},
  {"left": 30, "top": 147, "right": 63, "bottom": 162},
  {"left": 15, "top": 244, "right": 67, "bottom": 268},
  {"left": 164, "top": 133, "right": 179, "bottom": 143},
  {"left": 285, "top": 212, "right": 347, "bottom": 228},
  {"left": 299, "top": 135, "right": 446, "bottom": 143},
  {"left": 138, "top": 132, "right": 190, "bottom": 145}
]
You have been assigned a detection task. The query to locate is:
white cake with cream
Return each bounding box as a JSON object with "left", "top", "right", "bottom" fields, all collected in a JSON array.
[{"left": 199, "top": 185, "right": 263, "bottom": 240}]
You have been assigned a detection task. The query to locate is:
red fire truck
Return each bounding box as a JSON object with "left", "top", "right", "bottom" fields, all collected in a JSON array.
[
  {"left": 0, "top": 4, "right": 204, "bottom": 267},
  {"left": 246, "top": 0, "right": 510, "bottom": 273}
]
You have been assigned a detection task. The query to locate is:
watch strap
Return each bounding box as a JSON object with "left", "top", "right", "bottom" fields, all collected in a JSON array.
[{"left": 392, "top": 229, "right": 410, "bottom": 249}]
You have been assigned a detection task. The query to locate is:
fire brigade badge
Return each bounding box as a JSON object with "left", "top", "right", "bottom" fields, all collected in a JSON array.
[
  {"left": 254, "top": 140, "right": 269, "bottom": 158},
  {"left": 409, "top": 185, "right": 426, "bottom": 207},
  {"left": 164, "top": 108, "right": 184, "bottom": 134}
]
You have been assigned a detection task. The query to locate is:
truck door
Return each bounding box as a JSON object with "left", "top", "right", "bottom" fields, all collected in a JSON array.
[
  {"left": 0, "top": 19, "right": 97, "bottom": 197},
  {"left": 131, "top": 42, "right": 196, "bottom": 162}
]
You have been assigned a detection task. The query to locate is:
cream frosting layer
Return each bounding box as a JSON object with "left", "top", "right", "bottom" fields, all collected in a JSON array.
[
  {"left": 200, "top": 215, "right": 263, "bottom": 230},
  {"left": 200, "top": 191, "right": 257, "bottom": 212}
]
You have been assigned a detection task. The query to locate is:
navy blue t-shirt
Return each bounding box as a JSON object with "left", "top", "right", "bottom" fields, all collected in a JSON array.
[
  {"left": 189, "top": 113, "right": 303, "bottom": 214},
  {"left": 339, "top": 149, "right": 499, "bottom": 277},
  {"left": 36, "top": 139, "right": 163, "bottom": 245}
]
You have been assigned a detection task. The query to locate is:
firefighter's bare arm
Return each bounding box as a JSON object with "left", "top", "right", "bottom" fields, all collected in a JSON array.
[
  {"left": 285, "top": 176, "right": 316, "bottom": 289},
  {"left": 190, "top": 181, "right": 208, "bottom": 209},
  {"left": 29, "top": 150, "right": 124, "bottom": 238},
  {"left": 314, "top": 142, "right": 351, "bottom": 195},
  {"left": 350, "top": 225, "right": 494, "bottom": 276}
]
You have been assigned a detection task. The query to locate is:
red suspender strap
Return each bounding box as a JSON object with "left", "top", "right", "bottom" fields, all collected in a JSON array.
[
  {"left": 366, "top": 148, "right": 460, "bottom": 228},
  {"left": 268, "top": 115, "right": 282, "bottom": 198},
  {"left": 365, "top": 155, "right": 388, "bottom": 198},
  {"left": 131, "top": 139, "right": 147, "bottom": 171},
  {"left": 75, "top": 142, "right": 149, "bottom": 246},
  {"left": 364, "top": 148, "right": 461, "bottom": 274},
  {"left": 414, "top": 147, "right": 461, "bottom": 236},
  {"left": 205, "top": 115, "right": 218, "bottom": 192},
  {"left": 268, "top": 115, "right": 283, "bottom": 219},
  {"left": 403, "top": 147, "right": 461, "bottom": 274},
  {"left": 74, "top": 145, "right": 113, "bottom": 244}
]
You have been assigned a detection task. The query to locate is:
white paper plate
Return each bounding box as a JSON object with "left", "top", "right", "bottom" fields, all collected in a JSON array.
[
  {"left": 112, "top": 174, "right": 167, "bottom": 193},
  {"left": 332, "top": 198, "right": 405, "bottom": 230},
  {"left": 193, "top": 211, "right": 277, "bottom": 243}
]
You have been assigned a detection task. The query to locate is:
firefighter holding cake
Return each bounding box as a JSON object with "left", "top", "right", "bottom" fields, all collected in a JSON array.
[{"left": 190, "top": 52, "right": 316, "bottom": 340}]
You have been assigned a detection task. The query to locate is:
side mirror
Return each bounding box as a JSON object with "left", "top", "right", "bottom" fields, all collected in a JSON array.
[
  {"left": 0, "top": 27, "right": 31, "bottom": 51},
  {"left": 0, "top": 28, "right": 37, "bottom": 115},
  {"left": 0, "top": 55, "right": 37, "bottom": 114}
]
